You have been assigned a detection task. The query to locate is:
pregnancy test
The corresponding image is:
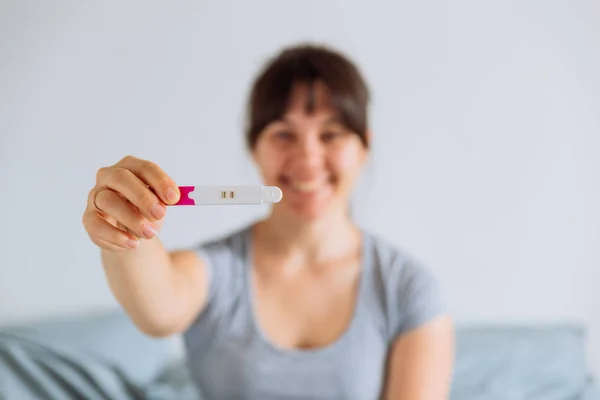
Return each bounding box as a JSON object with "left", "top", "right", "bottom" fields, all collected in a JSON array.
[{"left": 171, "top": 185, "right": 283, "bottom": 206}]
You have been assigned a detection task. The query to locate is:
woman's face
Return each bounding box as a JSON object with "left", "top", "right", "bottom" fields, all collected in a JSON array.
[{"left": 252, "top": 82, "right": 369, "bottom": 221}]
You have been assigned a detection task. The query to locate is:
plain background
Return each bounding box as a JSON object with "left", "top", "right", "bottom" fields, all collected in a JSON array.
[{"left": 1, "top": 1, "right": 599, "bottom": 374}]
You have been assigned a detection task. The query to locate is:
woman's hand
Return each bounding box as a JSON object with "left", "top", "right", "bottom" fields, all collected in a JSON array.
[{"left": 82, "top": 155, "right": 180, "bottom": 252}]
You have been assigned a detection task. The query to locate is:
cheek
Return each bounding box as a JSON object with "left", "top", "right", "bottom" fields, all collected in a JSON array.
[
  {"left": 255, "top": 147, "right": 286, "bottom": 178},
  {"left": 330, "top": 146, "right": 365, "bottom": 177}
]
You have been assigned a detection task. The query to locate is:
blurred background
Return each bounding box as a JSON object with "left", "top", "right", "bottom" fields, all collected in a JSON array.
[{"left": 1, "top": 1, "right": 599, "bottom": 398}]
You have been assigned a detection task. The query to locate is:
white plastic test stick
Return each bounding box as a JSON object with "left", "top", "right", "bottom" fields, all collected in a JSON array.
[{"left": 173, "top": 185, "right": 283, "bottom": 206}]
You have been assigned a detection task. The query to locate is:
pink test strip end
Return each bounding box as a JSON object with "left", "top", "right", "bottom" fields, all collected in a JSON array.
[{"left": 173, "top": 186, "right": 195, "bottom": 205}]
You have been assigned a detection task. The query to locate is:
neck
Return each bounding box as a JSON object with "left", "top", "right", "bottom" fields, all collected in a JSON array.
[{"left": 253, "top": 204, "right": 361, "bottom": 263}]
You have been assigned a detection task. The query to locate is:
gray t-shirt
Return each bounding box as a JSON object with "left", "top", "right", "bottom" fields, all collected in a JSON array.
[{"left": 183, "top": 224, "right": 446, "bottom": 400}]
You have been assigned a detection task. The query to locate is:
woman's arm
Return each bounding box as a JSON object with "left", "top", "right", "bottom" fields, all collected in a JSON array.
[
  {"left": 101, "top": 242, "right": 209, "bottom": 337},
  {"left": 382, "top": 315, "right": 455, "bottom": 400},
  {"left": 83, "top": 155, "right": 210, "bottom": 337}
]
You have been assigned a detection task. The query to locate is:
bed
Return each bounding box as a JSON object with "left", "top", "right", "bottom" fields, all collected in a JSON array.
[{"left": 1, "top": 310, "right": 598, "bottom": 399}]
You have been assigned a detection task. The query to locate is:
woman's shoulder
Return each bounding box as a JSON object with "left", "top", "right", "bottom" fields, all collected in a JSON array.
[
  {"left": 364, "top": 229, "right": 433, "bottom": 278},
  {"left": 192, "top": 223, "right": 253, "bottom": 285},
  {"left": 362, "top": 229, "right": 448, "bottom": 339},
  {"left": 185, "top": 224, "right": 254, "bottom": 318}
]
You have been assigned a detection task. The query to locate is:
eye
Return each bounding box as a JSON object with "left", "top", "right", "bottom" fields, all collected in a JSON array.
[
  {"left": 274, "top": 130, "right": 293, "bottom": 141},
  {"left": 321, "top": 131, "right": 343, "bottom": 143}
]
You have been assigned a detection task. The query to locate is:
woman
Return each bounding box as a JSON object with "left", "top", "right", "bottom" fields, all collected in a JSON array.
[{"left": 82, "top": 44, "right": 454, "bottom": 399}]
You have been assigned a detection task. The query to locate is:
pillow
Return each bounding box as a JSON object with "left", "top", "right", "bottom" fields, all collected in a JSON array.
[
  {"left": 452, "top": 324, "right": 596, "bottom": 400},
  {"left": 0, "top": 310, "right": 172, "bottom": 385}
]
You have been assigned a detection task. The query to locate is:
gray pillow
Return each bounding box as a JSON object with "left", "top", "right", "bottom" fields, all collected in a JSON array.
[
  {"left": 0, "top": 310, "right": 171, "bottom": 394},
  {"left": 451, "top": 324, "right": 597, "bottom": 400}
]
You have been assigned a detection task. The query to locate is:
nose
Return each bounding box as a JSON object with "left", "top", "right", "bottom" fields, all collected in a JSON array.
[{"left": 294, "top": 135, "right": 324, "bottom": 170}]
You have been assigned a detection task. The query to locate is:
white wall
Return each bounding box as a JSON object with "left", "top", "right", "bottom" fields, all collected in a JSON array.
[{"left": 1, "top": 0, "right": 598, "bottom": 373}]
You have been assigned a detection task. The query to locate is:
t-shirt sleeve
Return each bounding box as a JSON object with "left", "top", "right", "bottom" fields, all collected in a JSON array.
[
  {"left": 390, "top": 256, "right": 448, "bottom": 339},
  {"left": 193, "top": 238, "right": 238, "bottom": 318}
]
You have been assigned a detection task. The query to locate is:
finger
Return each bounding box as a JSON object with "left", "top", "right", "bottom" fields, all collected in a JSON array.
[
  {"left": 93, "top": 237, "right": 132, "bottom": 253},
  {"left": 93, "top": 188, "right": 158, "bottom": 239},
  {"left": 117, "top": 156, "right": 180, "bottom": 205},
  {"left": 95, "top": 168, "right": 166, "bottom": 222},
  {"left": 83, "top": 212, "right": 140, "bottom": 250}
]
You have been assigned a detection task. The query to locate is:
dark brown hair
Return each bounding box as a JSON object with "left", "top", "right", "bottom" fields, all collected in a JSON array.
[{"left": 245, "top": 43, "right": 370, "bottom": 149}]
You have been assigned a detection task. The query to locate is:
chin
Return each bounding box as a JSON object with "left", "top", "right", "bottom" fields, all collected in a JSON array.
[
  {"left": 277, "top": 197, "right": 339, "bottom": 222},
  {"left": 288, "top": 205, "right": 329, "bottom": 221}
]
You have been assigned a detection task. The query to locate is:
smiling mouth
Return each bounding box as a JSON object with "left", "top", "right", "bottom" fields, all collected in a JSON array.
[{"left": 281, "top": 177, "right": 333, "bottom": 194}]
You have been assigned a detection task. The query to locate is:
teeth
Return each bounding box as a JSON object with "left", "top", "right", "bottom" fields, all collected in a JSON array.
[{"left": 291, "top": 181, "right": 323, "bottom": 192}]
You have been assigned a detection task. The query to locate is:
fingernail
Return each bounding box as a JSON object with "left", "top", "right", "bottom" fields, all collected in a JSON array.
[
  {"left": 151, "top": 203, "right": 166, "bottom": 219},
  {"left": 127, "top": 239, "right": 139, "bottom": 248},
  {"left": 166, "top": 187, "right": 179, "bottom": 204},
  {"left": 143, "top": 223, "right": 157, "bottom": 238}
]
